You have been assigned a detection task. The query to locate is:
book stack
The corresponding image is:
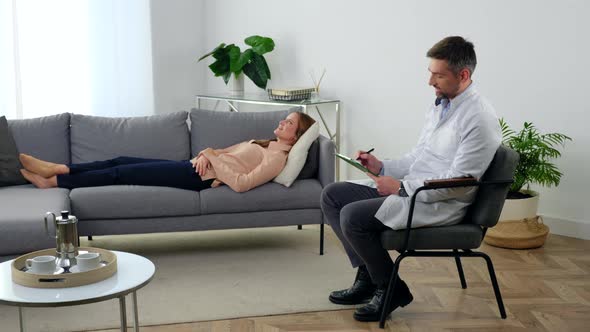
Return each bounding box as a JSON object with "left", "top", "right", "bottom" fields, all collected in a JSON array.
[{"left": 267, "top": 87, "right": 315, "bottom": 101}]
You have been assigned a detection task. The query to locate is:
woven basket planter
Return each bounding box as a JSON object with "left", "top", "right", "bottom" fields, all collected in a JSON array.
[
  {"left": 484, "top": 217, "right": 549, "bottom": 249},
  {"left": 484, "top": 191, "right": 549, "bottom": 249}
]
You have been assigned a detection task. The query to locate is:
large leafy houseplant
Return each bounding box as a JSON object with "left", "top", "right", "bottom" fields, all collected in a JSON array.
[
  {"left": 499, "top": 118, "right": 572, "bottom": 198},
  {"left": 198, "top": 35, "right": 274, "bottom": 89}
]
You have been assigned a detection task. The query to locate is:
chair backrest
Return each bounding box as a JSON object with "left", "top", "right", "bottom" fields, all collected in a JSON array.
[{"left": 465, "top": 145, "right": 519, "bottom": 228}]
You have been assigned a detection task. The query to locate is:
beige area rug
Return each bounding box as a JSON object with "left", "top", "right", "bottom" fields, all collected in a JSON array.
[{"left": 0, "top": 226, "right": 356, "bottom": 332}]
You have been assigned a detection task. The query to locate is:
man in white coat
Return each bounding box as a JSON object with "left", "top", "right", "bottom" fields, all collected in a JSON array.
[{"left": 321, "top": 36, "right": 501, "bottom": 322}]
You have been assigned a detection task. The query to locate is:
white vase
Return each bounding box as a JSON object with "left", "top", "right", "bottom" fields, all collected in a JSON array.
[
  {"left": 228, "top": 73, "right": 244, "bottom": 96},
  {"left": 498, "top": 190, "right": 539, "bottom": 221}
]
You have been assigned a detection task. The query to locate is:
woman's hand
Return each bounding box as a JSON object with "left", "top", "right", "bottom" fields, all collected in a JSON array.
[
  {"left": 190, "top": 156, "right": 199, "bottom": 168},
  {"left": 192, "top": 155, "right": 211, "bottom": 176}
]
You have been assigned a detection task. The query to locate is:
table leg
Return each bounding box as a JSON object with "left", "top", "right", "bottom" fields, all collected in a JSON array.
[
  {"left": 119, "top": 296, "right": 127, "bottom": 332},
  {"left": 132, "top": 291, "right": 140, "bottom": 332},
  {"left": 335, "top": 102, "right": 340, "bottom": 180},
  {"left": 18, "top": 306, "right": 24, "bottom": 332},
  {"left": 226, "top": 100, "right": 239, "bottom": 112}
]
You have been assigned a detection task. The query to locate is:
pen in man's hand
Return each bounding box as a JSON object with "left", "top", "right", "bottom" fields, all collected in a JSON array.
[{"left": 357, "top": 148, "right": 375, "bottom": 160}]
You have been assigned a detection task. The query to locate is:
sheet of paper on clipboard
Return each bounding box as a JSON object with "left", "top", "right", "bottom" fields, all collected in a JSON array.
[{"left": 335, "top": 153, "right": 379, "bottom": 176}]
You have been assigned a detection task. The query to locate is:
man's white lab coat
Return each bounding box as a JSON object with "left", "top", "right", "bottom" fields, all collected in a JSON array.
[{"left": 375, "top": 84, "right": 502, "bottom": 230}]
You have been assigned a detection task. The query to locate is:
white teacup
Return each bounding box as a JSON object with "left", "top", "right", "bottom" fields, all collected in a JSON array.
[
  {"left": 26, "top": 255, "right": 57, "bottom": 274},
  {"left": 75, "top": 252, "right": 101, "bottom": 272}
]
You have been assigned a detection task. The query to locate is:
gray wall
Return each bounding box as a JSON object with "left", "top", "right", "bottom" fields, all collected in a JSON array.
[{"left": 150, "top": 0, "right": 206, "bottom": 114}]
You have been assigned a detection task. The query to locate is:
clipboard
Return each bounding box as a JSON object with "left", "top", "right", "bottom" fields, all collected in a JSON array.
[{"left": 335, "top": 153, "right": 379, "bottom": 176}]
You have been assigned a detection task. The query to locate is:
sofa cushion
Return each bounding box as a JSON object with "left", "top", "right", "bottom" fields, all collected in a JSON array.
[
  {"left": 71, "top": 112, "right": 190, "bottom": 163},
  {"left": 296, "top": 139, "right": 319, "bottom": 180},
  {"left": 199, "top": 179, "right": 322, "bottom": 215},
  {"left": 0, "top": 185, "right": 70, "bottom": 255},
  {"left": 0, "top": 116, "right": 27, "bottom": 186},
  {"left": 190, "top": 108, "right": 290, "bottom": 155},
  {"left": 8, "top": 113, "right": 71, "bottom": 164},
  {"left": 70, "top": 186, "right": 201, "bottom": 220},
  {"left": 274, "top": 121, "right": 320, "bottom": 187}
]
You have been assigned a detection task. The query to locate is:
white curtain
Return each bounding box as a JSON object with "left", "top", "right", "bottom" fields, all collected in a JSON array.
[{"left": 0, "top": 0, "right": 154, "bottom": 119}]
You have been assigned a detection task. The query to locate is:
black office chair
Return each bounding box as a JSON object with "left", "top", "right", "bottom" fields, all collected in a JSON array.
[{"left": 378, "top": 145, "right": 519, "bottom": 328}]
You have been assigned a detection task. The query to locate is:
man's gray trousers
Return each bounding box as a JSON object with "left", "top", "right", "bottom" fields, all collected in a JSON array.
[{"left": 321, "top": 182, "right": 396, "bottom": 287}]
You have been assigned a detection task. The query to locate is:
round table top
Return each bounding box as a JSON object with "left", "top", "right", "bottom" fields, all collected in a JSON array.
[{"left": 0, "top": 251, "right": 155, "bottom": 307}]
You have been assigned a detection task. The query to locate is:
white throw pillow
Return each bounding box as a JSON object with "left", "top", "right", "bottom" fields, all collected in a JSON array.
[{"left": 274, "top": 121, "right": 320, "bottom": 187}]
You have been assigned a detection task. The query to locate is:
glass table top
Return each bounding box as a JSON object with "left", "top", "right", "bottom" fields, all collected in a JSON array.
[{"left": 197, "top": 92, "right": 339, "bottom": 106}]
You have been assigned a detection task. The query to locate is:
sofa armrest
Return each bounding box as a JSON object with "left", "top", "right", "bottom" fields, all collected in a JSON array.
[{"left": 317, "top": 135, "right": 335, "bottom": 188}]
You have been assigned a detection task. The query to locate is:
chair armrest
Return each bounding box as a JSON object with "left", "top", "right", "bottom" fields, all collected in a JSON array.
[
  {"left": 424, "top": 177, "right": 477, "bottom": 189},
  {"left": 422, "top": 178, "right": 514, "bottom": 190},
  {"left": 317, "top": 135, "right": 335, "bottom": 188}
]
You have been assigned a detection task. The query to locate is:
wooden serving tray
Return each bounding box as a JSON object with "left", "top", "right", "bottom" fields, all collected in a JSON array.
[{"left": 11, "top": 247, "right": 117, "bottom": 288}]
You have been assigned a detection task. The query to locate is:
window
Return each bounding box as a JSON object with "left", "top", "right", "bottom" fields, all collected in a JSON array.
[{"left": 0, "top": 0, "right": 154, "bottom": 119}]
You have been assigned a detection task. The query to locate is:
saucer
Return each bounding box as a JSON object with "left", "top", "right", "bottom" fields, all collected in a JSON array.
[
  {"left": 69, "top": 262, "right": 106, "bottom": 273},
  {"left": 69, "top": 266, "right": 89, "bottom": 273},
  {"left": 24, "top": 267, "right": 65, "bottom": 275}
]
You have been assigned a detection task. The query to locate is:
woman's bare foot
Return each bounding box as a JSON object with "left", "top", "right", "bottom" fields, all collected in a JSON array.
[
  {"left": 19, "top": 153, "right": 69, "bottom": 178},
  {"left": 20, "top": 169, "right": 58, "bottom": 189}
]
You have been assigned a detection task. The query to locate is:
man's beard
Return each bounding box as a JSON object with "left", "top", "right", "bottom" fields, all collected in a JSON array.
[{"left": 435, "top": 90, "right": 448, "bottom": 99}]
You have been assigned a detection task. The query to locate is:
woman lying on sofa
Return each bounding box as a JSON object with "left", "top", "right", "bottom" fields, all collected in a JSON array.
[{"left": 19, "top": 112, "right": 315, "bottom": 193}]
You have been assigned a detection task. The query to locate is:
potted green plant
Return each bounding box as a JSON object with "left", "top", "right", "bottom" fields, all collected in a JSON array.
[
  {"left": 198, "top": 35, "right": 274, "bottom": 94},
  {"left": 485, "top": 119, "right": 571, "bottom": 248},
  {"left": 501, "top": 119, "right": 571, "bottom": 198}
]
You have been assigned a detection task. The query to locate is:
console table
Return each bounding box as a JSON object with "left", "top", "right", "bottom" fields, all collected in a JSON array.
[{"left": 195, "top": 93, "right": 341, "bottom": 179}]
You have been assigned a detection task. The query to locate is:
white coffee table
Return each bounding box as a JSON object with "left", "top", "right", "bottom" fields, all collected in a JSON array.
[{"left": 0, "top": 250, "right": 155, "bottom": 332}]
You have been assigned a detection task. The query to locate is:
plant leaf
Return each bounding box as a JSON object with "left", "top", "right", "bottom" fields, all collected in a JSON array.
[
  {"left": 501, "top": 119, "right": 571, "bottom": 192},
  {"left": 231, "top": 49, "right": 253, "bottom": 75},
  {"left": 262, "top": 55, "right": 271, "bottom": 79},
  {"left": 244, "top": 35, "right": 275, "bottom": 55},
  {"left": 227, "top": 45, "right": 242, "bottom": 73},
  {"left": 243, "top": 53, "right": 270, "bottom": 89},
  {"left": 222, "top": 72, "right": 231, "bottom": 85},
  {"left": 499, "top": 118, "right": 515, "bottom": 144},
  {"left": 205, "top": 44, "right": 232, "bottom": 79},
  {"left": 212, "top": 43, "right": 233, "bottom": 60},
  {"left": 198, "top": 43, "right": 226, "bottom": 62},
  {"left": 208, "top": 58, "right": 229, "bottom": 77}
]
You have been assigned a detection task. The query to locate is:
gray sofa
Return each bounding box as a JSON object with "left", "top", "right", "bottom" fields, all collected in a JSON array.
[{"left": 0, "top": 109, "right": 335, "bottom": 259}]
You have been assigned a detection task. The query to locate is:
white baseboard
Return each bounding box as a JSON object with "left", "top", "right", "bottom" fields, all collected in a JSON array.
[{"left": 541, "top": 214, "right": 590, "bottom": 240}]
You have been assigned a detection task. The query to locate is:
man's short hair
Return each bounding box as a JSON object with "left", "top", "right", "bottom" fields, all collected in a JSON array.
[{"left": 427, "top": 36, "right": 476, "bottom": 76}]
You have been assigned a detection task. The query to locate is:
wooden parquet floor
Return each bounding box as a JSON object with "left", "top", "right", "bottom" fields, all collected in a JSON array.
[{"left": 95, "top": 233, "right": 590, "bottom": 332}]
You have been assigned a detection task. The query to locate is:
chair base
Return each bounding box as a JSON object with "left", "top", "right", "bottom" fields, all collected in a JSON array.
[
  {"left": 378, "top": 249, "right": 507, "bottom": 328},
  {"left": 320, "top": 223, "right": 324, "bottom": 255}
]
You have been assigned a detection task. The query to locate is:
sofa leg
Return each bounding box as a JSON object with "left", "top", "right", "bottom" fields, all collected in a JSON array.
[
  {"left": 319, "top": 223, "right": 324, "bottom": 255},
  {"left": 88, "top": 236, "right": 93, "bottom": 241},
  {"left": 297, "top": 225, "right": 302, "bottom": 230}
]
